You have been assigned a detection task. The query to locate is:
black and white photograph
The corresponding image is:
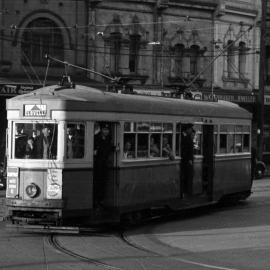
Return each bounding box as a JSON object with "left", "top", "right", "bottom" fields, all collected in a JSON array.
[{"left": 0, "top": 0, "right": 270, "bottom": 269}]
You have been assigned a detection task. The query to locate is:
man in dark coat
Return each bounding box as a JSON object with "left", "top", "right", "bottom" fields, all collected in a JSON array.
[
  {"left": 181, "top": 124, "right": 194, "bottom": 196},
  {"left": 93, "top": 123, "right": 115, "bottom": 207}
]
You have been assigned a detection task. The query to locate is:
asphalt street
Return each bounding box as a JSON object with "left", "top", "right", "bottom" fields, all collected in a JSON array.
[{"left": 0, "top": 178, "right": 269, "bottom": 270}]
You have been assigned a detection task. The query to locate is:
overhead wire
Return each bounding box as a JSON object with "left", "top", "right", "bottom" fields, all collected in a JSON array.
[{"left": 0, "top": 33, "right": 260, "bottom": 58}]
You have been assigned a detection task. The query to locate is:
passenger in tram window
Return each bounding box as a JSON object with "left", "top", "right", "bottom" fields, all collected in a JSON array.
[
  {"left": 192, "top": 130, "right": 201, "bottom": 155},
  {"left": 15, "top": 124, "right": 28, "bottom": 158},
  {"left": 67, "top": 127, "right": 75, "bottom": 159},
  {"left": 74, "top": 125, "right": 85, "bottom": 158},
  {"left": 150, "top": 136, "right": 160, "bottom": 157},
  {"left": 25, "top": 137, "right": 35, "bottom": 159},
  {"left": 181, "top": 124, "right": 194, "bottom": 196},
  {"left": 123, "top": 141, "right": 135, "bottom": 159},
  {"left": 94, "top": 122, "right": 115, "bottom": 207},
  {"left": 162, "top": 136, "right": 174, "bottom": 160},
  {"left": 35, "top": 125, "right": 56, "bottom": 159}
]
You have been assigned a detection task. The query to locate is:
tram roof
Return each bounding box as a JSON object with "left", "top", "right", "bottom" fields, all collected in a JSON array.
[{"left": 7, "top": 84, "right": 252, "bottom": 119}]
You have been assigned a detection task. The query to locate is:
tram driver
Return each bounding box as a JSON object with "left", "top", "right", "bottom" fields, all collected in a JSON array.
[
  {"left": 181, "top": 123, "right": 194, "bottom": 196},
  {"left": 93, "top": 122, "right": 116, "bottom": 208}
]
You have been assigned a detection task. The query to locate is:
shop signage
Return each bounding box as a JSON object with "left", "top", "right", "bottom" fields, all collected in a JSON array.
[
  {"left": 0, "top": 83, "right": 42, "bottom": 96},
  {"left": 264, "top": 95, "right": 270, "bottom": 105},
  {"left": 202, "top": 93, "right": 255, "bottom": 103}
]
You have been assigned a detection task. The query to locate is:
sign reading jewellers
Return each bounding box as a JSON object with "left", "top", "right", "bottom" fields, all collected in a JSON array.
[
  {"left": 24, "top": 104, "right": 47, "bottom": 117},
  {"left": 203, "top": 93, "right": 255, "bottom": 103},
  {"left": 0, "top": 83, "right": 42, "bottom": 96}
]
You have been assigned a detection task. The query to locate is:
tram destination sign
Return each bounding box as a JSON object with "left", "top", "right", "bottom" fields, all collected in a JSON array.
[{"left": 24, "top": 104, "right": 47, "bottom": 117}]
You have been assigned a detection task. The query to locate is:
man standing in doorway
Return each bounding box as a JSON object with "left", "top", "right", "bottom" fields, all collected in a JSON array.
[
  {"left": 93, "top": 122, "right": 115, "bottom": 208},
  {"left": 181, "top": 123, "right": 194, "bottom": 197}
]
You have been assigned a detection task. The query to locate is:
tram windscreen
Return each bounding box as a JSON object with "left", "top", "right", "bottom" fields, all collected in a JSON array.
[{"left": 14, "top": 123, "right": 58, "bottom": 159}]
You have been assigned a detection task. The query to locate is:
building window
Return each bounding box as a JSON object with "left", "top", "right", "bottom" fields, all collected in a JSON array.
[
  {"left": 110, "top": 32, "right": 121, "bottom": 74},
  {"left": 129, "top": 34, "right": 140, "bottom": 73},
  {"left": 239, "top": 42, "right": 247, "bottom": 79},
  {"left": 174, "top": 44, "right": 184, "bottom": 76},
  {"left": 190, "top": 45, "right": 199, "bottom": 75},
  {"left": 227, "top": 40, "right": 235, "bottom": 78},
  {"left": 21, "top": 18, "right": 64, "bottom": 66}
]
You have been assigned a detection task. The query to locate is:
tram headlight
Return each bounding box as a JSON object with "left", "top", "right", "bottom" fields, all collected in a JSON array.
[{"left": 25, "top": 183, "right": 40, "bottom": 198}]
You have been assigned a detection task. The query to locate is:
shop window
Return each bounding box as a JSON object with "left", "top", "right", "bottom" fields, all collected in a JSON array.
[
  {"left": 263, "top": 124, "right": 270, "bottom": 152},
  {"left": 14, "top": 122, "right": 57, "bottom": 159},
  {"left": 66, "top": 123, "right": 85, "bottom": 159},
  {"left": 21, "top": 18, "right": 64, "bottom": 65}
]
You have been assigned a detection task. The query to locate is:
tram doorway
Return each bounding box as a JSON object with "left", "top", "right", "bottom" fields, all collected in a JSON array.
[
  {"left": 93, "top": 121, "right": 119, "bottom": 209},
  {"left": 202, "top": 125, "right": 214, "bottom": 200}
]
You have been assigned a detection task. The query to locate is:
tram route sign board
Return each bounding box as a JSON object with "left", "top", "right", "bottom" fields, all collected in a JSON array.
[
  {"left": 24, "top": 104, "right": 47, "bottom": 117},
  {"left": 6, "top": 167, "right": 19, "bottom": 197}
]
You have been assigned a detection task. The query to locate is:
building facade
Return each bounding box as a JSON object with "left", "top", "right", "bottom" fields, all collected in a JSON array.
[{"left": 0, "top": 0, "right": 262, "bottom": 163}]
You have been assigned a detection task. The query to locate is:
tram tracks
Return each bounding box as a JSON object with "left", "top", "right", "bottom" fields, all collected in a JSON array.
[
  {"left": 48, "top": 234, "right": 125, "bottom": 270},
  {"left": 48, "top": 228, "right": 239, "bottom": 270}
]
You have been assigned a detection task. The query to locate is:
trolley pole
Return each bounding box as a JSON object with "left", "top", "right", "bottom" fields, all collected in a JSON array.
[{"left": 257, "top": 0, "right": 267, "bottom": 161}]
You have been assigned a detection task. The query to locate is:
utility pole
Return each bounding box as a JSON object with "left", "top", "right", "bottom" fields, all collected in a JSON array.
[{"left": 257, "top": 0, "right": 267, "bottom": 160}]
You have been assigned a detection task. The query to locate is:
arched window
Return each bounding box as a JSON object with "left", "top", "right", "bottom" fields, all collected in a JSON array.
[
  {"left": 239, "top": 42, "right": 247, "bottom": 78},
  {"left": 21, "top": 18, "right": 64, "bottom": 65},
  {"left": 129, "top": 34, "right": 140, "bottom": 73},
  {"left": 110, "top": 32, "right": 122, "bottom": 74},
  {"left": 227, "top": 40, "right": 235, "bottom": 78},
  {"left": 174, "top": 44, "right": 184, "bottom": 76},
  {"left": 190, "top": 45, "right": 200, "bottom": 75}
]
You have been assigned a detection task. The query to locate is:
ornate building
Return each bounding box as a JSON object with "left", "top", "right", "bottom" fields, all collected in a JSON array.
[{"left": 0, "top": 0, "right": 262, "bottom": 163}]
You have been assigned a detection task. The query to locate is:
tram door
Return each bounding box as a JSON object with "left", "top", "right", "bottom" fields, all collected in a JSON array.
[
  {"left": 202, "top": 125, "right": 214, "bottom": 200},
  {"left": 93, "top": 121, "right": 119, "bottom": 209}
]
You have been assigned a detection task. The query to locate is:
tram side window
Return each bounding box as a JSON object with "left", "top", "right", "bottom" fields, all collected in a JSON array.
[
  {"left": 219, "top": 125, "right": 250, "bottom": 154},
  {"left": 243, "top": 125, "right": 250, "bottom": 152},
  {"left": 123, "top": 122, "right": 173, "bottom": 159},
  {"left": 14, "top": 123, "right": 58, "bottom": 159},
  {"left": 66, "top": 123, "right": 85, "bottom": 159},
  {"left": 176, "top": 123, "right": 181, "bottom": 157},
  {"left": 193, "top": 125, "right": 202, "bottom": 155}
]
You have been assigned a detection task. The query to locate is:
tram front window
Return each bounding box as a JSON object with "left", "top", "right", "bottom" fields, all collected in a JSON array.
[{"left": 14, "top": 123, "right": 58, "bottom": 159}]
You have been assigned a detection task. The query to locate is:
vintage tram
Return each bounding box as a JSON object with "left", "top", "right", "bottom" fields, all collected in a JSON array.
[{"left": 5, "top": 83, "right": 253, "bottom": 226}]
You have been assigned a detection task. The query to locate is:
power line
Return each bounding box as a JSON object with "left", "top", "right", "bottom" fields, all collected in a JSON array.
[{"left": 0, "top": 33, "right": 260, "bottom": 58}]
